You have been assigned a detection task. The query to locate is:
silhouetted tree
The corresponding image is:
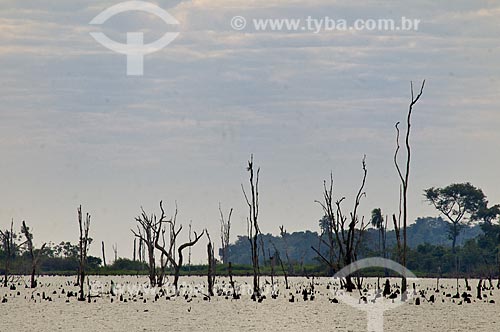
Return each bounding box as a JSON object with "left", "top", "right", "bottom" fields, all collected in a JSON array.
[
  {"left": 77, "top": 206, "right": 92, "bottom": 301},
  {"left": 219, "top": 203, "right": 233, "bottom": 265},
  {"left": 101, "top": 241, "right": 107, "bottom": 268},
  {"left": 312, "top": 215, "right": 336, "bottom": 276},
  {"left": 424, "top": 183, "right": 487, "bottom": 252},
  {"left": 131, "top": 203, "right": 163, "bottom": 287},
  {"left": 370, "top": 208, "right": 387, "bottom": 259},
  {"left": 206, "top": 231, "right": 216, "bottom": 296},
  {"left": 242, "top": 154, "right": 261, "bottom": 296},
  {"left": 21, "top": 220, "right": 47, "bottom": 288},
  {"left": 315, "top": 156, "right": 369, "bottom": 292},
  {"left": 0, "top": 220, "right": 20, "bottom": 287},
  {"left": 394, "top": 79, "right": 425, "bottom": 299},
  {"left": 279, "top": 225, "right": 293, "bottom": 276}
]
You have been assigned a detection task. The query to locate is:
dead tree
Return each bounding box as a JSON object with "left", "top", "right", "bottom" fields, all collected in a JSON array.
[
  {"left": 134, "top": 201, "right": 205, "bottom": 291},
  {"left": 112, "top": 243, "right": 118, "bottom": 262},
  {"left": 279, "top": 225, "right": 294, "bottom": 275},
  {"left": 137, "top": 238, "right": 142, "bottom": 262},
  {"left": 315, "top": 156, "right": 369, "bottom": 292},
  {"left": 228, "top": 262, "right": 239, "bottom": 299},
  {"left": 101, "top": 241, "right": 107, "bottom": 267},
  {"left": 273, "top": 246, "right": 289, "bottom": 289},
  {"left": 77, "top": 206, "right": 92, "bottom": 301},
  {"left": 133, "top": 238, "right": 137, "bottom": 262},
  {"left": 21, "top": 221, "right": 47, "bottom": 288},
  {"left": 219, "top": 203, "right": 233, "bottom": 265},
  {"left": 393, "top": 80, "right": 425, "bottom": 299},
  {"left": 312, "top": 216, "right": 337, "bottom": 276},
  {"left": 153, "top": 204, "right": 205, "bottom": 292},
  {"left": 157, "top": 228, "right": 168, "bottom": 286},
  {"left": 206, "top": 231, "right": 216, "bottom": 296},
  {"left": 269, "top": 249, "right": 276, "bottom": 291},
  {"left": 242, "top": 154, "right": 261, "bottom": 296},
  {"left": 131, "top": 203, "right": 165, "bottom": 287},
  {"left": 0, "top": 220, "right": 19, "bottom": 287},
  {"left": 393, "top": 186, "right": 403, "bottom": 264},
  {"left": 188, "top": 221, "right": 192, "bottom": 273}
]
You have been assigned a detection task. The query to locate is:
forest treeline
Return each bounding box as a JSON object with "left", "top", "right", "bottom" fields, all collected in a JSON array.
[
  {"left": 0, "top": 215, "right": 498, "bottom": 278},
  {"left": 226, "top": 216, "right": 497, "bottom": 277}
]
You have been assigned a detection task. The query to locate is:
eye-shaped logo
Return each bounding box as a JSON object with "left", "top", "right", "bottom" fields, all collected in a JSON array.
[
  {"left": 331, "top": 258, "right": 417, "bottom": 332},
  {"left": 89, "top": 1, "right": 180, "bottom": 76}
]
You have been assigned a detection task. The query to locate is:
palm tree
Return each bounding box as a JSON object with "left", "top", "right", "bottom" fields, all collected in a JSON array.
[{"left": 371, "top": 208, "right": 385, "bottom": 255}]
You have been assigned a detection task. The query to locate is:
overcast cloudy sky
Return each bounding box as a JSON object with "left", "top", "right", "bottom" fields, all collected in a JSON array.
[{"left": 1, "top": 0, "right": 499, "bottom": 262}]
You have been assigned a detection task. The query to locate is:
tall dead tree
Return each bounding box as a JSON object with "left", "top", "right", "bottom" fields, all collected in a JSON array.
[
  {"left": 242, "top": 154, "right": 261, "bottom": 297},
  {"left": 101, "top": 241, "right": 107, "bottom": 267},
  {"left": 316, "top": 156, "right": 368, "bottom": 292},
  {"left": 112, "top": 243, "right": 118, "bottom": 262},
  {"left": 206, "top": 231, "right": 216, "bottom": 296},
  {"left": 77, "top": 206, "right": 92, "bottom": 301},
  {"left": 271, "top": 243, "right": 289, "bottom": 289},
  {"left": 153, "top": 203, "right": 204, "bottom": 292},
  {"left": 269, "top": 249, "right": 276, "bottom": 289},
  {"left": 156, "top": 229, "right": 168, "bottom": 286},
  {"left": 133, "top": 201, "right": 205, "bottom": 291},
  {"left": 312, "top": 215, "right": 337, "bottom": 276},
  {"left": 393, "top": 80, "right": 425, "bottom": 300},
  {"left": 279, "top": 225, "right": 294, "bottom": 275},
  {"left": 188, "top": 221, "right": 192, "bottom": 273},
  {"left": 133, "top": 238, "right": 136, "bottom": 261},
  {"left": 0, "top": 220, "right": 18, "bottom": 287},
  {"left": 21, "top": 221, "right": 47, "bottom": 288},
  {"left": 131, "top": 204, "right": 163, "bottom": 287},
  {"left": 219, "top": 203, "right": 233, "bottom": 265}
]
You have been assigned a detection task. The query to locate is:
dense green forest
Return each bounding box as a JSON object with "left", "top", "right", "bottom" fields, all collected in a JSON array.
[{"left": 225, "top": 217, "right": 482, "bottom": 265}]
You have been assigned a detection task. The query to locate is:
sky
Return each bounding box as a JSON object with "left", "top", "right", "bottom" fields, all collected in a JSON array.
[{"left": 0, "top": 0, "right": 499, "bottom": 263}]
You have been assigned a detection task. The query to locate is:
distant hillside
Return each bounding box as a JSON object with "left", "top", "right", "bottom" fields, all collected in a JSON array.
[{"left": 225, "top": 217, "right": 483, "bottom": 265}]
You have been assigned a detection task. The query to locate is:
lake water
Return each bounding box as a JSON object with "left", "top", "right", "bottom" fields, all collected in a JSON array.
[{"left": 0, "top": 276, "right": 499, "bottom": 331}]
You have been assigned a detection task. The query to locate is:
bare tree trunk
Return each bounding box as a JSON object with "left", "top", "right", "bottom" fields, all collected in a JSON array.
[
  {"left": 170, "top": 231, "right": 204, "bottom": 292},
  {"left": 228, "top": 262, "right": 239, "bottom": 299},
  {"left": 477, "top": 279, "right": 483, "bottom": 299},
  {"left": 269, "top": 251, "right": 275, "bottom": 290},
  {"left": 188, "top": 221, "right": 192, "bottom": 274},
  {"left": 136, "top": 201, "right": 205, "bottom": 293},
  {"left": 132, "top": 204, "right": 162, "bottom": 287},
  {"left": 242, "top": 154, "right": 261, "bottom": 297},
  {"left": 219, "top": 204, "right": 233, "bottom": 265},
  {"left": 394, "top": 80, "right": 425, "bottom": 300},
  {"left": 273, "top": 244, "right": 289, "bottom": 289},
  {"left": 0, "top": 220, "right": 16, "bottom": 287},
  {"left": 77, "top": 206, "right": 92, "bottom": 301},
  {"left": 133, "top": 238, "right": 136, "bottom": 262},
  {"left": 207, "top": 232, "right": 216, "bottom": 296},
  {"left": 279, "top": 226, "right": 294, "bottom": 275},
  {"left": 316, "top": 157, "right": 368, "bottom": 292},
  {"left": 21, "top": 220, "right": 46, "bottom": 288},
  {"left": 101, "top": 241, "right": 107, "bottom": 268},
  {"left": 451, "top": 222, "right": 458, "bottom": 253}
]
